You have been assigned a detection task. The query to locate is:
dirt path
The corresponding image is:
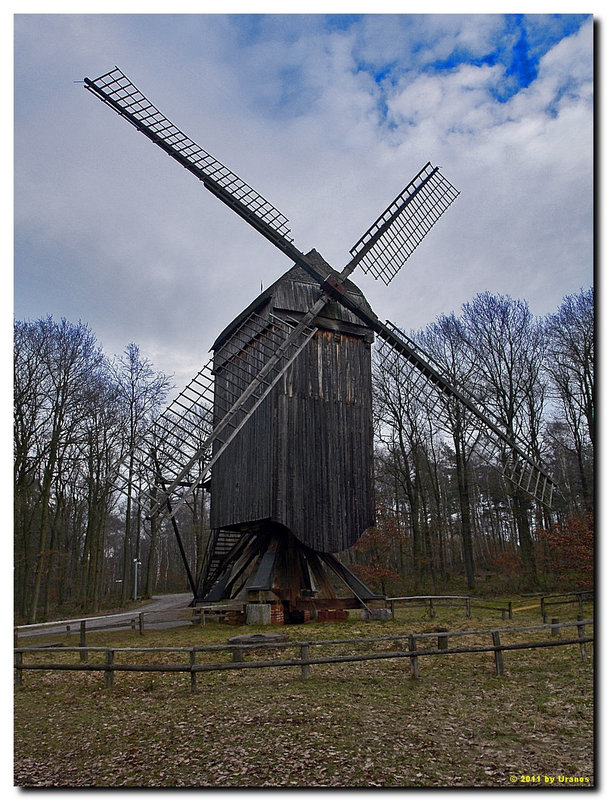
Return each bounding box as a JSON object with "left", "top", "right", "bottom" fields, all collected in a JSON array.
[{"left": 16, "top": 592, "right": 194, "bottom": 638}]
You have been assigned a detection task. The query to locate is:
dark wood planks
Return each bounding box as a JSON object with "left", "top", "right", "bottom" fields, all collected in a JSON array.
[{"left": 210, "top": 255, "right": 375, "bottom": 553}]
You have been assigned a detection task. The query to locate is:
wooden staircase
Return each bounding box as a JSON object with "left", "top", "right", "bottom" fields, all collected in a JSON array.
[{"left": 196, "top": 529, "right": 250, "bottom": 601}]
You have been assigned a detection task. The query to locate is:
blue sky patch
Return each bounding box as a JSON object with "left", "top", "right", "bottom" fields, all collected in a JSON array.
[{"left": 351, "top": 14, "right": 589, "bottom": 106}]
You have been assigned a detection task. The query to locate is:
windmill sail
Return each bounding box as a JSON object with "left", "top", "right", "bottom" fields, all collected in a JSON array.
[
  {"left": 84, "top": 69, "right": 458, "bottom": 295},
  {"left": 85, "top": 65, "right": 555, "bottom": 529},
  {"left": 372, "top": 321, "right": 555, "bottom": 507},
  {"left": 346, "top": 162, "right": 459, "bottom": 285},
  {"left": 84, "top": 67, "right": 294, "bottom": 255},
  {"left": 115, "top": 310, "right": 317, "bottom": 521}
]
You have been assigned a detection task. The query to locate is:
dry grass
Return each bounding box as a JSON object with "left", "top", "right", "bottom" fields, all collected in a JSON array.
[{"left": 14, "top": 601, "right": 594, "bottom": 788}]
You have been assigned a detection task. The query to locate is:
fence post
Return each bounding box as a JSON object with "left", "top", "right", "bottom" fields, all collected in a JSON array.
[
  {"left": 14, "top": 627, "right": 18, "bottom": 649},
  {"left": 465, "top": 597, "right": 471, "bottom": 618},
  {"left": 577, "top": 593, "right": 584, "bottom": 617},
  {"left": 540, "top": 596, "right": 547, "bottom": 623},
  {"left": 139, "top": 612, "right": 145, "bottom": 636},
  {"left": 301, "top": 644, "right": 310, "bottom": 679},
  {"left": 576, "top": 616, "right": 587, "bottom": 663},
  {"left": 190, "top": 650, "right": 197, "bottom": 692},
  {"left": 508, "top": 602, "right": 513, "bottom": 620},
  {"left": 408, "top": 635, "right": 419, "bottom": 678},
  {"left": 15, "top": 651, "right": 23, "bottom": 689},
  {"left": 390, "top": 599, "right": 395, "bottom": 618},
  {"left": 501, "top": 608, "right": 506, "bottom": 621},
  {"left": 492, "top": 631, "right": 504, "bottom": 675},
  {"left": 437, "top": 628, "right": 449, "bottom": 651},
  {"left": 79, "top": 620, "right": 87, "bottom": 662},
  {"left": 104, "top": 649, "right": 114, "bottom": 689},
  {"left": 551, "top": 618, "right": 560, "bottom": 637}
]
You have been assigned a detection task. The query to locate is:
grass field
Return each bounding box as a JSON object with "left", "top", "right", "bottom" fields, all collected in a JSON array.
[{"left": 14, "top": 600, "right": 594, "bottom": 788}]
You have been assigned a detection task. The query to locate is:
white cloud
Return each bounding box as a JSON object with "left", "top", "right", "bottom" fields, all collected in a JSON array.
[{"left": 13, "top": 14, "right": 593, "bottom": 391}]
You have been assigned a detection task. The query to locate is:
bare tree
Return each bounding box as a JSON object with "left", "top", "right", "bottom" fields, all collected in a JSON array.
[
  {"left": 14, "top": 320, "right": 47, "bottom": 618},
  {"left": 112, "top": 344, "right": 172, "bottom": 603},
  {"left": 419, "top": 314, "right": 484, "bottom": 589},
  {"left": 15, "top": 318, "right": 105, "bottom": 622},
  {"left": 544, "top": 288, "right": 594, "bottom": 510},
  {"left": 78, "top": 371, "right": 127, "bottom": 611},
  {"left": 459, "top": 293, "right": 547, "bottom": 584},
  {"left": 373, "top": 351, "right": 435, "bottom": 591}
]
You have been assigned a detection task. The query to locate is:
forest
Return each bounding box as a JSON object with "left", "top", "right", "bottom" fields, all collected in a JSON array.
[{"left": 14, "top": 287, "right": 593, "bottom": 623}]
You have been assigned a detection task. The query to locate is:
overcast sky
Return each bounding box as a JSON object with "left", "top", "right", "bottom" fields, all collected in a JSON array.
[{"left": 14, "top": 13, "right": 593, "bottom": 392}]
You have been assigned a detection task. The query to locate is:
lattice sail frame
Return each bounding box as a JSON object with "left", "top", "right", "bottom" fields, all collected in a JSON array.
[
  {"left": 85, "top": 67, "right": 292, "bottom": 243},
  {"left": 347, "top": 163, "right": 460, "bottom": 285},
  {"left": 374, "top": 322, "right": 555, "bottom": 507},
  {"left": 113, "top": 310, "right": 317, "bottom": 518}
]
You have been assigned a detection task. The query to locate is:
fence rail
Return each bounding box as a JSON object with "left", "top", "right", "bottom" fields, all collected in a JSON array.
[
  {"left": 385, "top": 590, "right": 592, "bottom": 621},
  {"left": 14, "top": 591, "right": 593, "bottom": 646},
  {"left": 13, "top": 603, "right": 242, "bottom": 645},
  {"left": 14, "top": 619, "right": 592, "bottom": 691}
]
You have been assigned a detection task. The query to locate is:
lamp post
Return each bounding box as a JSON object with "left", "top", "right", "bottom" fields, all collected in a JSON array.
[{"left": 133, "top": 558, "right": 142, "bottom": 601}]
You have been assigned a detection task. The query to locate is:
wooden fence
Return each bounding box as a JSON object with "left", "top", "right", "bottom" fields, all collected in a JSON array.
[
  {"left": 385, "top": 590, "right": 593, "bottom": 621},
  {"left": 13, "top": 603, "right": 241, "bottom": 646},
  {"left": 14, "top": 591, "right": 593, "bottom": 649},
  {"left": 385, "top": 594, "right": 515, "bottom": 619},
  {"left": 15, "top": 619, "right": 592, "bottom": 691},
  {"left": 536, "top": 591, "right": 593, "bottom": 622}
]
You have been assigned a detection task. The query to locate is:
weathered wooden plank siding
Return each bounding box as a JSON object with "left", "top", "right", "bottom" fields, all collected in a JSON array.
[
  {"left": 210, "top": 311, "right": 275, "bottom": 529},
  {"left": 273, "top": 330, "right": 374, "bottom": 551},
  {"left": 209, "top": 258, "right": 375, "bottom": 553}
]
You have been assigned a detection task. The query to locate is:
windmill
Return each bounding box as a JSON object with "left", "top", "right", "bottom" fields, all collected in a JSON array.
[{"left": 84, "top": 67, "right": 555, "bottom": 622}]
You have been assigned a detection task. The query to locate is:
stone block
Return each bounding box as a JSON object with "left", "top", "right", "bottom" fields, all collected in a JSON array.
[
  {"left": 361, "top": 608, "right": 393, "bottom": 621},
  {"left": 245, "top": 603, "right": 272, "bottom": 625}
]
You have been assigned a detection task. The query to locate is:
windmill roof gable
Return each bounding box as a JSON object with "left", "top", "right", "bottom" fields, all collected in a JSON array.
[{"left": 212, "top": 250, "right": 374, "bottom": 351}]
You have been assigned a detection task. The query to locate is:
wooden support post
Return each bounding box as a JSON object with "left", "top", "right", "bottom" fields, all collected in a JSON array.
[
  {"left": 104, "top": 650, "right": 114, "bottom": 689},
  {"left": 540, "top": 596, "right": 546, "bottom": 623},
  {"left": 508, "top": 601, "right": 513, "bottom": 620},
  {"left": 15, "top": 651, "right": 23, "bottom": 689},
  {"left": 139, "top": 612, "right": 145, "bottom": 636},
  {"left": 429, "top": 598, "right": 435, "bottom": 618},
  {"left": 390, "top": 599, "right": 395, "bottom": 618},
  {"left": 13, "top": 628, "right": 18, "bottom": 649},
  {"left": 492, "top": 631, "right": 504, "bottom": 675},
  {"left": 551, "top": 618, "right": 559, "bottom": 637},
  {"left": 408, "top": 635, "right": 419, "bottom": 679},
  {"left": 577, "top": 616, "right": 588, "bottom": 663},
  {"left": 437, "top": 628, "right": 448, "bottom": 651},
  {"left": 190, "top": 650, "right": 197, "bottom": 691},
  {"left": 131, "top": 618, "right": 136, "bottom": 631},
  {"left": 79, "top": 620, "right": 87, "bottom": 662},
  {"left": 66, "top": 624, "right": 71, "bottom": 638},
  {"left": 301, "top": 644, "right": 310, "bottom": 679},
  {"left": 501, "top": 608, "right": 506, "bottom": 621},
  {"left": 465, "top": 597, "right": 471, "bottom": 619}
]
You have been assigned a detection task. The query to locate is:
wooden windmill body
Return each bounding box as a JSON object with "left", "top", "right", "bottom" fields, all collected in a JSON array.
[
  {"left": 203, "top": 253, "right": 380, "bottom": 615},
  {"left": 211, "top": 252, "right": 375, "bottom": 552},
  {"left": 84, "top": 67, "right": 556, "bottom": 621}
]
